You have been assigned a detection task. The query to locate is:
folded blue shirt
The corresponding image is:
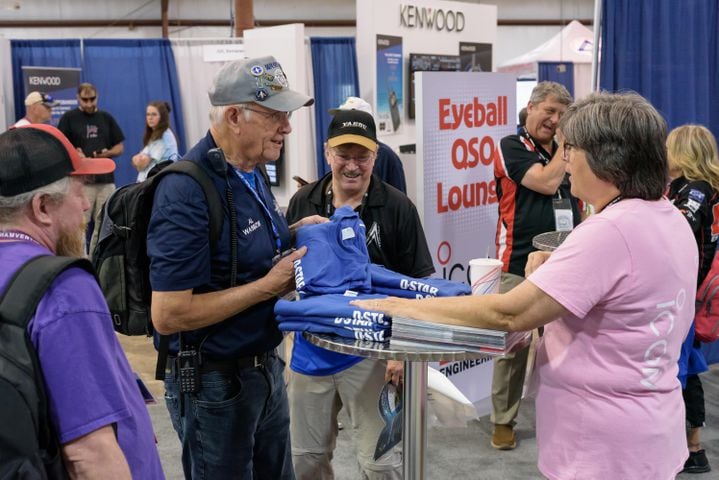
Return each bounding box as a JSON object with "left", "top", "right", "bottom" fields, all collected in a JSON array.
[
  {"left": 294, "top": 206, "right": 371, "bottom": 298},
  {"left": 277, "top": 320, "right": 389, "bottom": 342},
  {"left": 369, "top": 264, "right": 470, "bottom": 298},
  {"left": 276, "top": 292, "right": 389, "bottom": 376},
  {"left": 275, "top": 293, "right": 389, "bottom": 326}
]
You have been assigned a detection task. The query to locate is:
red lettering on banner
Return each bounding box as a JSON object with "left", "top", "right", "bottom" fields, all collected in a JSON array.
[
  {"left": 451, "top": 136, "right": 495, "bottom": 169},
  {"left": 439, "top": 98, "right": 452, "bottom": 129},
  {"left": 436, "top": 179, "right": 498, "bottom": 213},
  {"left": 437, "top": 96, "right": 508, "bottom": 130}
]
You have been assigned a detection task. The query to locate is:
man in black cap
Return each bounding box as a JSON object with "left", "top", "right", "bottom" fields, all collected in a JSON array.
[
  {"left": 285, "top": 109, "right": 434, "bottom": 479},
  {"left": 0, "top": 124, "right": 163, "bottom": 478},
  {"left": 147, "top": 55, "right": 320, "bottom": 479}
]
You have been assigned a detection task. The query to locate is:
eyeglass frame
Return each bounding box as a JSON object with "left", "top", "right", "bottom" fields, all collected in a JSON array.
[
  {"left": 562, "top": 141, "right": 576, "bottom": 162},
  {"left": 328, "top": 147, "right": 375, "bottom": 165},
  {"left": 239, "top": 105, "right": 292, "bottom": 123}
]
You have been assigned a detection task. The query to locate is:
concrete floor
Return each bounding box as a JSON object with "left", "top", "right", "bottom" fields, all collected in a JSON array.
[{"left": 120, "top": 335, "right": 719, "bottom": 479}]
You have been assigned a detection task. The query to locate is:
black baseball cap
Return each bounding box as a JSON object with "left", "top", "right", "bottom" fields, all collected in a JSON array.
[
  {"left": 0, "top": 124, "right": 115, "bottom": 197},
  {"left": 327, "top": 110, "right": 378, "bottom": 152}
]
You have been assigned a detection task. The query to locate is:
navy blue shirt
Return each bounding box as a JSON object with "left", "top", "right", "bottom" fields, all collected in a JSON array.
[
  {"left": 147, "top": 131, "right": 291, "bottom": 358},
  {"left": 374, "top": 142, "right": 407, "bottom": 194}
]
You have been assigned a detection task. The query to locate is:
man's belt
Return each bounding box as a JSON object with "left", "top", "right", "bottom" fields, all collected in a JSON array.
[{"left": 168, "top": 350, "right": 274, "bottom": 375}]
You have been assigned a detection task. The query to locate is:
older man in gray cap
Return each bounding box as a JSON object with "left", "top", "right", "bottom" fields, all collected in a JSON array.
[{"left": 147, "top": 56, "right": 321, "bottom": 479}]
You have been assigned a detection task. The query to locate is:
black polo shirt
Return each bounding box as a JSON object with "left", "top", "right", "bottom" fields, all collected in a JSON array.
[
  {"left": 494, "top": 130, "right": 580, "bottom": 276},
  {"left": 286, "top": 173, "right": 435, "bottom": 279}
]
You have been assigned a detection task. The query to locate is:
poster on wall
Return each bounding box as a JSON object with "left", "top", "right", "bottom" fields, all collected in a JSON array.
[
  {"left": 416, "top": 71, "right": 516, "bottom": 414},
  {"left": 458, "top": 42, "right": 492, "bottom": 72},
  {"left": 375, "top": 34, "right": 403, "bottom": 134},
  {"left": 22, "top": 66, "right": 81, "bottom": 126}
]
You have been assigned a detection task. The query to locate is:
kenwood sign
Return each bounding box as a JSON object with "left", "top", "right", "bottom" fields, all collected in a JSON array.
[
  {"left": 399, "top": 4, "right": 465, "bottom": 32},
  {"left": 28, "top": 76, "right": 62, "bottom": 86}
]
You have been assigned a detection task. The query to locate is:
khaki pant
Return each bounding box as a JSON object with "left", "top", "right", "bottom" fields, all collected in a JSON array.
[
  {"left": 491, "top": 272, "right": 528, "bottom": 426},
  {"left": 83, "top": 182, "right": 115, "bottom": 257},
  {"left": 289, "top": 358, "right": 402, "bottom": 480}
]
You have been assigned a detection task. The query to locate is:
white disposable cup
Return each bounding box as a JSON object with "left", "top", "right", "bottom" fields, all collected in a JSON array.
[{"left": 469, "top": 258, "right": 503, "bottom": 295}]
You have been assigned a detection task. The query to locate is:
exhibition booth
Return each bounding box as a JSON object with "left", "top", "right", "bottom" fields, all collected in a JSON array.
[{"left": 0, "top": 0, "right": 528, "bottom": 415}]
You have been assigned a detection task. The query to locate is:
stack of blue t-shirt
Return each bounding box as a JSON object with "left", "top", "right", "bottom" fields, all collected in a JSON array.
[
  {"left": 277, "top": 206, "right": 470, "bottom": 376},
  {"left": 276, "top": 293, "right": 391, "bottom": 341},
  {"left": 293, "top": 205, "right": 371, "bottom": 298}
]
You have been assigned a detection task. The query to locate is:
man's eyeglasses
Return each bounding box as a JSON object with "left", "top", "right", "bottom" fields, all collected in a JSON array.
[
  {"left": 562, "top": 142, "right": 576, "bottom": 162},
  {"left": 80, "top": 96, "right": 97, "bottom": 102},
  {"left": 330, "top": 149, "right": 373, "bottom": 165},
  {"left": 241, "top": 106, "right": 292, "bottom": 123}
]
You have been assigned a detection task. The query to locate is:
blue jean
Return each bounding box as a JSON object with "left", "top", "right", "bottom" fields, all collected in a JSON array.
[{"left": 164, "top": 353, "right": 294, "bottom": 480}]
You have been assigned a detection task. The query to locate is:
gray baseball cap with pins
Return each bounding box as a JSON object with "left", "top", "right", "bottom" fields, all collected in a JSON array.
[{"left": 208, "top": 56, "right": 314, "bottom": 111}]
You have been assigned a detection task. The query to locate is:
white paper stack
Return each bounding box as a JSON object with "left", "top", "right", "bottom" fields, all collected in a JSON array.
[{"left": 390, "top": 316, "right": 529, "bottom": 354}]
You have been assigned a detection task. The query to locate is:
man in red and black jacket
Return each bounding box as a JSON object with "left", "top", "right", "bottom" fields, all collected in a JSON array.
[{"left": 491, "top": 81, "right": 580, "bottom": 450}]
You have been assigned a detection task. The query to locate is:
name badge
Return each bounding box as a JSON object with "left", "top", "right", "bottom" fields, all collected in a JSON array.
[{"left": 552, "top": 198, "right": 574, "bottom": 232}]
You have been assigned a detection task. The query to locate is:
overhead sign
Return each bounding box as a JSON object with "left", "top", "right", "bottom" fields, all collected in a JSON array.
[{"left": 21, "top": 66, "right": 81, "bottom": 126}]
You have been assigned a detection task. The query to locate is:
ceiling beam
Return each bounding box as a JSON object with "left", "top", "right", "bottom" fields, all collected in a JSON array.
[{"left": 0, "top": 18, "right": 593, "bottom": 29}]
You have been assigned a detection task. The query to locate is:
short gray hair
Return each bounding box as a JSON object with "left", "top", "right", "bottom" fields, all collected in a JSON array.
[
  {"left": 0, "top": 176, "right": 71, "bottom": 224},
  {"left": 560, "top": 91, "right": 668, "bottom": 200},
  {"left": 529, "top": 81, "right": 573, "bottom": 106},
  {"left": 209, "top": 104, "right": 253, "bottom": 128}
]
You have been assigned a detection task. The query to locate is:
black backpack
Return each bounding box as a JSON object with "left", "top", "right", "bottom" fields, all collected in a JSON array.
[
  {"left": 92, "top": 160, "right": 224, "bottom": 336},
  {"left": 0, "top": 255, "right": 94, "bottom": 480}
]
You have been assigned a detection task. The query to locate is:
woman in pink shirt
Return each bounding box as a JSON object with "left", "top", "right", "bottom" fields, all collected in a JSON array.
[{"left": 354, "top": 92, "right": 697, "bottom": 480}]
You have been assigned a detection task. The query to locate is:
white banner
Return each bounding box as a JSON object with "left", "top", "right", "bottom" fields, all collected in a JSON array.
[{"left": 417, "top": 71, "right": 516, "bottom": 414}]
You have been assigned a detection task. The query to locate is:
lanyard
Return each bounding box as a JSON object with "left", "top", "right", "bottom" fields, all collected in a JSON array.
[
  {"left": 521, "top": 127, "right": 552, "bottom": 164},
  {"left": 233, "top": 168, "right": 282, "bottom": 253},
  {"left": 598, "top": 195, "right": 623, "bottom": 213},
  {"left": 0, "top": 230, "right": 41, "bottom": 246},
  {"left": 521, "top": 127, "right": 565, "bottom": 199}
]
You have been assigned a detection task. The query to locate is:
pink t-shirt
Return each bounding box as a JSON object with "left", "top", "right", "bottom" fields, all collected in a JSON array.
[{"left": 529, "top": 198, "right": 697, "bottom": 480}]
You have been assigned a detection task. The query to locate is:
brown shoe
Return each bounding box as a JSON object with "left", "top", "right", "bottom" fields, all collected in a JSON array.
[{"left": 491, "top": 424, "right": 517, "bottom": 450}]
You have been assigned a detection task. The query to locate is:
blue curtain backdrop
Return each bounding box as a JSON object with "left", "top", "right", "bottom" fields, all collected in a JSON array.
[
  {"left": 10, "top": 39, "right": 82, "bottom": 121},
  {"left": 83, "top": 39, "right": 186, "bottom": 187},
  {"left": 310, "top": 37, "right": 360, "bottom": 178},
  {"left": 538, "top": 62, "right": 574, "bottom": 98},
  {"left": 11, "top": 39, "right": 186, "bottom": 187},
  {"left": 600, "top": 0, "right": 719, "bottom": 138}
]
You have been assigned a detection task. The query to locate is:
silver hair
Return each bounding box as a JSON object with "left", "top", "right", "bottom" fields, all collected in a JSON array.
[
  {"left": 208, "top": 104, "right": 253, "bottom": 127},
  {"left": 529, "top": 81, "right": 573, "bottom": 106},
  {"left": 0, "top": 176, "right": 71, "bottom": 225},
  {"left": 560, "top": 91, "right": 668, "bottom": 200}
]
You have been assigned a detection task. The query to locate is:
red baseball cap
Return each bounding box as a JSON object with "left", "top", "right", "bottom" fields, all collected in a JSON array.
[{"left": 0, "top": 124, "right": 115, "bottom": 196}]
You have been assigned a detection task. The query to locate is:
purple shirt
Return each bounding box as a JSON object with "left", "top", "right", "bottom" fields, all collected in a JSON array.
[{"left": 0, "top": 241, "right": 164, "bottom": 479}]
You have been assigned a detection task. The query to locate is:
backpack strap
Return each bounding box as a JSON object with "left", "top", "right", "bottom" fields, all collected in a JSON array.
[
  {"left": 0, "top": 255, "right": 93, "bottom": 479},
  {"left": 150, "top": 160, "right": 228, "bottom": 380},
  {"left": 0, "top": 255, "right": 94, "bottom": 329},
  {"left": 156, "top": 160, "right": 224, "bottom": 245}
]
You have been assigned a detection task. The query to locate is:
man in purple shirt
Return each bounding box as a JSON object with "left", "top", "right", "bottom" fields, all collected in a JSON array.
[{"left": 0, "top": 124, "right": 164, "bottom": 479}]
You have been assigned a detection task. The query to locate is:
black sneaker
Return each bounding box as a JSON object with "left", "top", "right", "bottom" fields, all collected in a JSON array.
[{"left": 683, "top": 449, "right": 711, "bottom": 474}]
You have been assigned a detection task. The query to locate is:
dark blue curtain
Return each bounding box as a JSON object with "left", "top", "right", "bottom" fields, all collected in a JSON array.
[
  {"left": 10, "top": 39, "right": 82, "bottom": 121},
  {"left": 310, "top": 37, "right": 359, "bottom": 178},
  {"left": 83, "top": 39, "right": 186, "bottom": 187},
  {"left": 600, "top": 0, "right": 719, "bottom": 138},
  {"left": 538, "top": 62, "right": 574, "bottom": 98}
]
